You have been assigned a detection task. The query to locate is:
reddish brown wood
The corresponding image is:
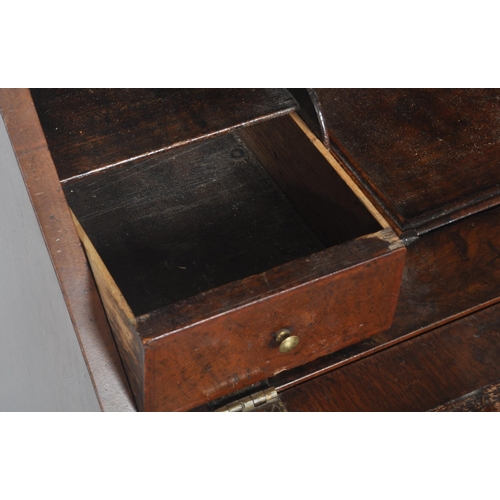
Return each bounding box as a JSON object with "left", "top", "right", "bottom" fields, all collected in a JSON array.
[
  {"left": 30, "top": 88, "right": 297, "bottom": 183},
  {"left": 138, "top": 230, "right": 405, "bottom": 411},
  {"left": 11, "top": 88, "right": 500, "bottom": 412},
  {"left": 315, "top": 89, "right": 500, "bottom": 234},
  {"left": 0, "top": 89, "right": 136, "bottom": 411},
  {"left": 279, "top": 302, "right": 500, "bottom": 411},
  {"left": 58, "top": 101, "right": 406, "bottom": 411},
  {"left": 272, "top": 203, "right": 500, "bottom": 391}
]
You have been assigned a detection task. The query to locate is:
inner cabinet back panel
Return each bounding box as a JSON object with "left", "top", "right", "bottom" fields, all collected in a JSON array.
[
  {"left": 31, "top": 88, "right": 297, "bottom": 182},
  {"left": 64, "top": 133, "right": 326, "bottom": 316}
]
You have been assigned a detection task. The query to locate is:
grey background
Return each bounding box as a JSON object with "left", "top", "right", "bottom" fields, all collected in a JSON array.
[{"left": 0, "top": 115, "right": 100, "bottom": 411}]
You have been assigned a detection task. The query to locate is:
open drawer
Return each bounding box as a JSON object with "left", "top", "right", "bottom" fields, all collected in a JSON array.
[{"left": 33, "top": 90, "right": 406, "bottom": 411}]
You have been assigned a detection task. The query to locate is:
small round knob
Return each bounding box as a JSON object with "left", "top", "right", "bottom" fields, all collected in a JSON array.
[{"left": 275, "top": 328, "right": 300, "bottom": 353}]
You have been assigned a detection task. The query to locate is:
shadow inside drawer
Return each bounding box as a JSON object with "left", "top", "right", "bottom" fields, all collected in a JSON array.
[{"left": 64, "top": 133, "right": 327, "bottom": 316}]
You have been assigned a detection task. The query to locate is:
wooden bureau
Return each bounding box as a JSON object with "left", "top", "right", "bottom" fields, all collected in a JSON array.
[{"left": 2, "top": 88, "right": 500, "bottom": 411}]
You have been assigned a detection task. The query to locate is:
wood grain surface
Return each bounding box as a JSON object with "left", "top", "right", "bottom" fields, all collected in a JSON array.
[
  {"left": 0, "top": 89, "right": 136, "bottom": 411},
  {"left": 30, "top": 88, "right": 297, "bottom": 183},
  {"left": 272, "top": 203, "right": 500, "bottom": 391},
  {"left": 315, "top": 89, "right": 500, "bottom": 234},
  {"left": 138, "top": 229, "right": 405, "bottom": 411},
  {"left": 279, "top": 302, "right": 500, "bottom": 411},
  {"left": 64, "top": 105, "right": 406, "bottom": 411},
  {"left": 430, "top": 379, "right": 500, "bottom": 412}
]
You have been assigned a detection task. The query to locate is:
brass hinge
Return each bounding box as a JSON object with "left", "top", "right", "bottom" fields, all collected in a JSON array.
[{"left": 215, "top": 387, "right": 287, "bottom": 412}]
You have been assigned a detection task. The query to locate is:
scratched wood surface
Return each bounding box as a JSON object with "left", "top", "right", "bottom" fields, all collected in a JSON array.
[
  {"left": 64, "top": 106, "right": 406, "bottom": 411},
  {"left": 271, "top": 202, "right": 500, "bottom": 392},
  {"left": 430, "top": 380, "right": 500, "bottom": 412},
  {"left": 278, "top": 302, "right": 500, "bottom": 411},
  {"left": 315, "top": 89, "right": 500, "bottom": 234},
  {"left": 71, "top": 212, "right": 145, "bottom": 410},
  {"left": 30, "top": 88, "right": 297, "bottom": 183},
  {"left": 138, "top": 229, "right": 405, "bottom": 411},
  {"left": 24, "top": 88, "right": 500, "bottom": 412}
]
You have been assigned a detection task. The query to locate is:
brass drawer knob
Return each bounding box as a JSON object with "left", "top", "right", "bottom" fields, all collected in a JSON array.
[{"left": 275, "top": 328, "right": 300, "bottom": 353}]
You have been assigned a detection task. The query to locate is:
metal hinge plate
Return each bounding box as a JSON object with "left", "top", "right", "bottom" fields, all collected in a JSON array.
[{"left": 215, "top": 387, "right": 287, "bottom": 412}]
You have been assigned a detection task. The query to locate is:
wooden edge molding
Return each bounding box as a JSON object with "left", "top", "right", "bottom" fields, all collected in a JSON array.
[
  {"left": 429, "top": 380, "right": 500, "bottom": 412},
  {"left": 0, "top": 89, "right": 136, "bottom": 411}
]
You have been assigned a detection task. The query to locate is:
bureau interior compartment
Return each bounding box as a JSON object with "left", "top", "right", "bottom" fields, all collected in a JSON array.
[{"left": 64, "top": 113, "right": 382, "bottom": 318}]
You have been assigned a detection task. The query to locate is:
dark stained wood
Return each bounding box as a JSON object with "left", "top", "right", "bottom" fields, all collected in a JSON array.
[
  {"left": 139, "top": 229, "right": 403, "bottom": 338},
  {"left": 0, "top": 89, "right": 136, "bottom": 411},
  {"left": 272, "top": 203, "right": 500, "bottom": 391},
  {"left": 430, "top": 380, "right": 500, "bottom": 412},
  {"left": 64, "top": 132, "right": 326, "bottom": 316},
  {"left": 74, "top": 199, "right": 404, "bottom": 410},
  {"left": 138, "top": 229, "right": 405, "bottom": 411},
  {"left": 279, "top": 302, "right": 500, "bottom": 411},
  {"left": 238, "top": 114, "right": 381, "bottom": 247},
  {"left": 63, "top": 104, "right": 407, "bottom": 411},
  {"left": 12, "top": 88, "right": 500, "bottom": 413},
  {"left": 30, "top": 88, "right": 297, "bottom": 183},
  {"left": 315, "top": 89, "right": 500, "bottom": 234},
  {"left": 287, "top": 89, "right": 328, "bottom": 146}
]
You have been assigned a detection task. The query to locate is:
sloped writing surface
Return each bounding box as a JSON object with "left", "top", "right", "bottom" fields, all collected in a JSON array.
[{"left": 316, "top": 89, "right": 500, "bottom": 234}]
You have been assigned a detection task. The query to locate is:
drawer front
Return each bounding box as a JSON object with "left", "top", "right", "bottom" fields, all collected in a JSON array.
[{"left": 143, "top": 238, "right": 406, "bottom": 411}]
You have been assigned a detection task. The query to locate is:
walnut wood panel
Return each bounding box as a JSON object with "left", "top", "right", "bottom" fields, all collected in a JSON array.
[
  {"left": 430, "top": 380, "right": 500, "bottom": 412},
  {"left": 0, "top": 89, "right": 136, "bottom": 411},
  {"left": 30, "top": 88, "right": 297, "bottom": 183},
  {"left": 315, "top": 89, "right": 500, "bottom": 234},
  {"left": 49, "top": 94, "right": 406, "bottom": 411},
  {"left": 138, "top": 229, "right": 405, "bottom": 411},
  {"left": 75, "top": 207, "right": 404, "bottom": 410},
  {"left": 272, "top": 203, "right": 500, "bottom": 391},
  {"left": 279, "top": 302, "right": 500, "bottom": 411}
]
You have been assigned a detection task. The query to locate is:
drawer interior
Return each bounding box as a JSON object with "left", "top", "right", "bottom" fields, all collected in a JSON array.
[
  {"left": 64, "top": 114, "right": 382, "bottom": 318},
  {"left": 65, "top": 132, "right": 324, "bottom": 315},
  {"left": 31, "top": 89, "right": 405, "bottom": 410}
]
